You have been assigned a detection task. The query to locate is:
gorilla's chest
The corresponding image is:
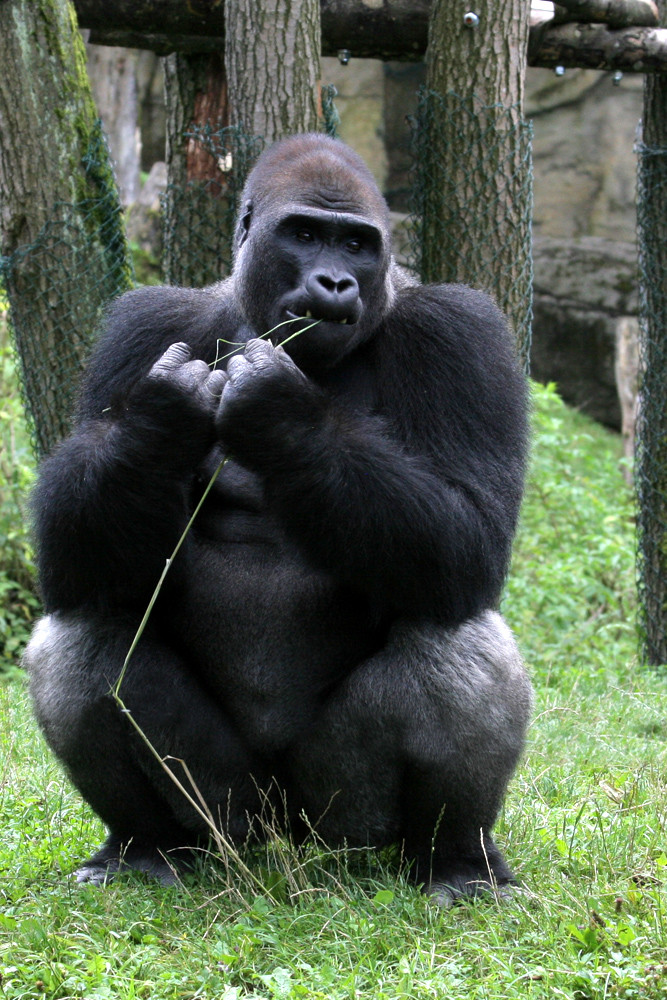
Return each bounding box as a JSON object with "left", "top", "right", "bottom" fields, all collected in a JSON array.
[{"left": 166, "top": 456, "right": 377, "bottom": 751}]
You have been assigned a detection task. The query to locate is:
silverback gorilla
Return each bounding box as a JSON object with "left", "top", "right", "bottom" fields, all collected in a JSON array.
[{"left": 25, "top": 133, "right": 532, "bottom": 903}]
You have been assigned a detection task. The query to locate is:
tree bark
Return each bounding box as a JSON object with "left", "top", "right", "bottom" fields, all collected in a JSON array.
[
  {"left": 162, "top": 0, "right": 322, "bottom": 288},
  {"left": 636, "top": 0, "right": 667, "bottom": 664},
  {"left": 75, "top": 0, "right": 667, "bottom": 72},
  {"left": 0, "top": 0, "right": 132, "bottom": 456},
  {"left": 529, "top": 21, "right": 667, "bottom": 71},
  {"left": 224, "top": 0, "right": 322, "bottom": 137},
  {"left": 555, "top": 0, "right": 659, "bottom": 26},
  {"left": 416, "top": 0, "right": 533, "bottom": 360},
  {"left": 162, "top": 53, "right": 237, "bottom": 286}
]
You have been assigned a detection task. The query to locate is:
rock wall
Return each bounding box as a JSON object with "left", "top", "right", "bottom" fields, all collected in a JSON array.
[{"left": 527, "top": 68, "right": 642, "bottom": 244}]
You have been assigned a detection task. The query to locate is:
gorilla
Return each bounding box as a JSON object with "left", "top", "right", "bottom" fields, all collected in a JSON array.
[{"left": 25, "top": 133, "right": 532, "bottom": 903}]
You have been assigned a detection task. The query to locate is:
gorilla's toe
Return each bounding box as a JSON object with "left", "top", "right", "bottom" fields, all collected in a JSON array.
[
  {"left": 74, "top": 836, "right": 182, "bottom": 887},
  {"left": 425, "top": 863, "right": 515, "bottom": 907}
]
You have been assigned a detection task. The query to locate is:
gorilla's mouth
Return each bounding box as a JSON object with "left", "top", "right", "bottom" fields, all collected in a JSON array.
[{"left": 285, "top": 308, "right": 356, "bottom": 327}]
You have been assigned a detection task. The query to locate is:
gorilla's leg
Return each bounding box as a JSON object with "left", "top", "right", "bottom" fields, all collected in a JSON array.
[
  {"left": 288, "top": 611, "right": 532, "bottom": 905},
  {"left": 26, "top": 612, "right": 270, "bottom": 884}
]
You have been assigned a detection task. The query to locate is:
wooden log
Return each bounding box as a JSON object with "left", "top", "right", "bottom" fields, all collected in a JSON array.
[
  {"left": 77, "top": 0, "right": 667, "bottom": 71},
  {"left": 531, "top": 22, "right": 667, "bottom": 71},
  {"left": 554, "top": 0, "right": 659, "bottom": 28}
]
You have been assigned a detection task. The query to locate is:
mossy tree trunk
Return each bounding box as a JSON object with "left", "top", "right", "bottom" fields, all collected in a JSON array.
[
  {"left": 0, "top": 0, "right": 132, "bottom": 457},
  {"left": 414, "top": 0, "right": 533, "bottom": 362},
  {"left": 162, "top": 0, "right": 322, "bottom": 288},
  {"left": 636, "top": 0, "right": 667, "bottom": 664}
]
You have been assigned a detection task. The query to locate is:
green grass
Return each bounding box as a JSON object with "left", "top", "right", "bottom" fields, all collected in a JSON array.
[{"left": 2, "top": 382, "right": 667, "bottom": 999}]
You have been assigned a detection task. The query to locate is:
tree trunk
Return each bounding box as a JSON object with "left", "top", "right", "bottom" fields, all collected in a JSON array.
[
  {"left": 636, "top": 0, "right": 667, "bottom": 664},
  {"left": 224, "top": 0, "right": 322, "bottom": 137},
  {"left": 0, "top": 0, "right": 132, "bottom": 457},
  {"left": 162, "top": 0, "right": 322, "bottom": 288},
  {"left": 415, "top": 0, "right": 533, "bottom": 361},
  {"left": 86, "top": 42, "right": 141, "bottom": 205},
  {"left": 162, "top": 52, "right": 239, "bottom": 286}
]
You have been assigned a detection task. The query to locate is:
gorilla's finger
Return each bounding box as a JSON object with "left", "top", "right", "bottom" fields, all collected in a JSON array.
[
  {"left": 180, "top": 359, "right": 212, "bottom": 383},
  {"left": 244, "top": 338, "right": 274, "bottom": 363},
  {"left": 149, "top": 342, "right": 192, "bottom": 377},
  {"left": 206, "top": 369, "right": 230, "bottom": 398},
  {"left": 273, "top": 343, "right": 305, "bottom": 376},
  {"left": 226, "top": 355, "right": 253, "bottom": 383}
]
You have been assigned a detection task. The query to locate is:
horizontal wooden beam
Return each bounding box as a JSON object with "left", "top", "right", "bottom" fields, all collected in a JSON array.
[
  {"left": 531, "top": 22, "right": 667, "bottom": 71},
  {"left": 554, "top": 0, "right": 659, "bottom": 29},
  {"left": 75, "top": 0, "right": 667, "bottom": 72}
]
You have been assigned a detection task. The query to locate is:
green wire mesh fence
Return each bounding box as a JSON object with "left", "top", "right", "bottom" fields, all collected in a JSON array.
[
  {"left": 635, "top": 139, "right": 667, "bottom": 666},
  {"left": 162, "top": 124, "right": 266, "bottom": 287}
]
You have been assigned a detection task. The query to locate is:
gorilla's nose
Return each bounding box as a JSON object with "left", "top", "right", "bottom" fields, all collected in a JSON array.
[{"left": 306, "top": 271, "right": 359, "bottom": 320}]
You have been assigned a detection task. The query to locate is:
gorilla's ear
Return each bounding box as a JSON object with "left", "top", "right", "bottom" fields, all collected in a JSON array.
[{"left": 237, "top": 200, "right": 254, "bottom": 248}]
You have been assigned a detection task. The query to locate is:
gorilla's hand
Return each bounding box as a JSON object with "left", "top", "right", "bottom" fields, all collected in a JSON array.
[
  {"left": 215, "top": 338, "right": 325, "bottom": 469},
  {"left": 126, "top": 343, "right": 229, "bottom": 464},
  {"left": 222, "top": 339, "right": 306, "bottom": 403},
  {"left": 147, "top": 342, "right": 229, "bottom": 409}
]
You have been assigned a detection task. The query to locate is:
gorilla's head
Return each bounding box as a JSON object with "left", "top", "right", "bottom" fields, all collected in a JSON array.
[{"left": 232, "top": 134, "right": 397, "bottom": 371}]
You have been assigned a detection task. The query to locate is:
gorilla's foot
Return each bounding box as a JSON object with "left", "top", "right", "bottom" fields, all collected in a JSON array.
[
  {"left": 74, "top": 835, "right": 187, "bottom": 886},
  {"left": 425, "top": 854, "right": 516, "bottom": 907}
]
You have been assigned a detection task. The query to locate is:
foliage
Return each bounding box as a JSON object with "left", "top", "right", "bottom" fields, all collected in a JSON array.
[
  {"left": 504, "top": 381, "right": 637, "bottom": 687},
  {"left": 1, "top": 379, "right": 664, "bottom": 999},
  {"left": 0, "top": 310, "right": 38, "bottom": 674}
]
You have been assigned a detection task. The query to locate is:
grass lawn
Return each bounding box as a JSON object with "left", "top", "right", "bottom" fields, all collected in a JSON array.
[{"left": 1, "top": 382, "right": 666, "bottom": 1000}]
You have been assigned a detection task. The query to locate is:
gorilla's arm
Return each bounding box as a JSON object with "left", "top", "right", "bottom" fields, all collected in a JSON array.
[
  {"left": 32, "top": 286, "right": 236, "bottom": 613},
  {"left": 216, "top": 285, "right": 528, "bottom": 625}
]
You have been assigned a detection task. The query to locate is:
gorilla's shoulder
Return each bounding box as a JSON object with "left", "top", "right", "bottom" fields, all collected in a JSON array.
[
  {"left": 392, "top": 282, "right": 510, "bottom": 345},
  {"left": 105, "top": 280, "right": 239, "bottom": 345},
  {"left": 381, "top": 282, "right": 526, "bottom": 441},
  {"left": 389, "top": 281, "right": 520, "bottom": 374}
]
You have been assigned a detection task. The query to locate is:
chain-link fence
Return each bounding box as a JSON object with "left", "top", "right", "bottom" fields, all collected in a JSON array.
[
  {"left": 408, "top": 89, "right": 533, "bottom": 368},
  {"left": 162, "top": 124, "right": 266, "bottom": 287},
  {"left": 635, "top": 139, "right": 667, "bottom": 666}
]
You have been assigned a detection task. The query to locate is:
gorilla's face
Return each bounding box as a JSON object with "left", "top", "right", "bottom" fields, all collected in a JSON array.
[
  {"left": 232, "top": 135, "right": 394, "bottom": 372},
  {"left": 236, "top": 206, "right": 391, "bottom": 371},
  {"left": 265, "top": 208, "right": 389, "bottom": 368}
]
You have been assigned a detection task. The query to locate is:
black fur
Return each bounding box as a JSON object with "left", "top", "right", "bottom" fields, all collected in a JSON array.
[{"left": 26, "top": 134, "right": 532, "bottom": 900}]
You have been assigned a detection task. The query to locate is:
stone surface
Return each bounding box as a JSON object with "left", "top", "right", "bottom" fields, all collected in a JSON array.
[
  {"left": 527, "top": 67, "right": 642, "bottom": 243},
  {"left": 531, "top": 236, "right": 638, "bottom": 429}
]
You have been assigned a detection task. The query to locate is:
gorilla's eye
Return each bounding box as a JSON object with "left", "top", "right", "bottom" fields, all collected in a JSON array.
[
  {"left": 296, "top": 229, "right": 315, "bottom": 243},
  {"left": 346, "top": 239, "right": 362, "bottom": 254}
]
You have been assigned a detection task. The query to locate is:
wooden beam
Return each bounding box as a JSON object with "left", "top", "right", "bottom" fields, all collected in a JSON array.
[
  {"left": 76, "top": 0, "right": 667, "bottom": 71},
  {"left": 554, "top": 0, "right": 659, "bottom": 28},
  {"left": 532, "top": 22, "right": 667, "bottom": 71}
]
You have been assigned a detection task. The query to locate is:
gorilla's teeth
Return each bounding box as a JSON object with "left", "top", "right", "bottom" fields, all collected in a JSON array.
[{"left": 340, "top": 318, "right": 348, "bottom": 324}]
